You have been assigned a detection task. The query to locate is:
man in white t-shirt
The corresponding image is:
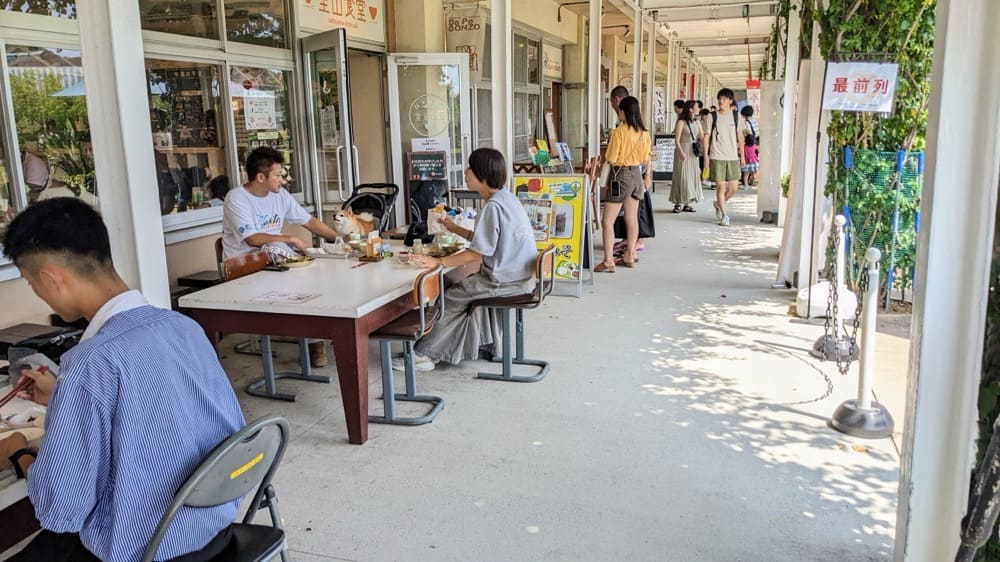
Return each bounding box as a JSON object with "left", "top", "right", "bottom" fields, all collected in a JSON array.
[
  {"left": 222, "top": 147, "right": 339, "bottom": 260},
  {"left": 222, "top": 147, "right": 341, "bottom": 365}
]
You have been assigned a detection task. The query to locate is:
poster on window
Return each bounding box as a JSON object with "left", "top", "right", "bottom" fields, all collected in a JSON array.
[
  {"left": 320, "top": 106, "right": 340, "bottom": 148},
  {"left": 654, "top": 86, "right": 666, "bottom": 127},
  {"left": 822, "top": 62, "right": 899, "bottom": 113},
  {"left": 445, "top": 7, "right": 484, "bottom": 83},
  {"left": 299, "top": 0, "right": 386, "bottom": 45},
  {"left": 745, "top": 79, "right": 761, "bottom": 122},
  {"left": 245, "top": 96, "right": 277, "bottom": 130}
]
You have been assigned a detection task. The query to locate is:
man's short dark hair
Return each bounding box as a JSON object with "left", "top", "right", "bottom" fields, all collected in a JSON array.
[
  {"left": 2, "top": 197, "right": 113, "bottom": 274},
  {"left": 673, "top": 99, "right": 685, "bottom": 110},
  {"left": 694, "top": 100, "right": 704, "bottom": 110},
  {"left": 610, "top": 85, "right": 629, "bottom": 101},
  {"left": 468, "top": 148, "right": 507, "bottom": 189},
  {"left": 740, "top": 105, "right": 754, "bottom": 117},
  {"left": 717, "top": 88, "right": 735, "bottom": 102},
  {"left": 245, "top": 147, "right": 284, "bottom": 182}
]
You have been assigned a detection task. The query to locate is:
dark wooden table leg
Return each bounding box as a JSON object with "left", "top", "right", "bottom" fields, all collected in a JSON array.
[{"left": 329, "top": 321, "right": 369, "bottom": 445}]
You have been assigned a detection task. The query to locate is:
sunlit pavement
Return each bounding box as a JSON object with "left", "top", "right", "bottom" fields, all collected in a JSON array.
[{"left": 222, "top": 188, "right": 903, "bottom": 561}]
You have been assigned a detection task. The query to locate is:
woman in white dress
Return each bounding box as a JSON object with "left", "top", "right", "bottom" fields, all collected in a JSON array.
[{"left": 670, "top": 100, "right": 705, "bottom": 213}]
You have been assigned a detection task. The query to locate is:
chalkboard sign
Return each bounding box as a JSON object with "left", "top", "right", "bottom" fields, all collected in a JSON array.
[
  {"left": 652, "top": 133, "right": 675, "bottom": 182},
  {"left": 406, "top": 151, "right": 447, "bottom": 180}
]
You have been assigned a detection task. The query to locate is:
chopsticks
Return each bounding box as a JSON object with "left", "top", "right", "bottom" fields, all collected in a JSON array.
[{"left": 0, "top": 366, "right": 43, "bottom": 410}]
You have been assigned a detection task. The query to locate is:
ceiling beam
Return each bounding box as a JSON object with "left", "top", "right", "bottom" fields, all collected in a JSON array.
[{"left": 654, "top": 3, "right": 779, "bottom": 24}]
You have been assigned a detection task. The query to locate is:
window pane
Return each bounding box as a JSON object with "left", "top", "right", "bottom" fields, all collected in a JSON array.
[
  {"left": 140, "top": 0, "right": 219, "bottom": 40},
  {"left": 7, "top": 46, "right": 98, "bottom": 209},
  {"left": 2, "top": 0, "right": 75, "bottom": 18},
  {"left": 528, "top": 93, "right": 540, "bottom": 140},
  {"left": 482, "top": 24, "right": 491, "bottom": 80},
  {"left": 0, "top": 133, "right": 10, "bottom": 242},
  {"left": 146, "top": 60, "right": 229, "bottom": 215},
  {"left": 230, "top": 66, "right": 297, "bottom": 193},
  {"left": 513, "top": 92, "right": 530, "bottom": 161},
  {"left": 513, "top": 34, "right": 527, "bottom": 85},
  {"left": 476, "top": 87, "right": 492, "bottom": 149},
  {"left": 226, "top": 0, "right": 287, "bottom": 49},
  {"left": 528, "top": 40, "right": 539, "bottom": 85}
]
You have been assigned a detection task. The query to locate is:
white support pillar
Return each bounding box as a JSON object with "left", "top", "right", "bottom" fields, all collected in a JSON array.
[
  {"left": 78, "top": 0, "right": 169, "bottom": 307},
  {"left": 671, "top": 43, "right": 681, "bottom": 99},
  {"left": 779, "top": 0, "right": 802, "bottom": 177},
  {"left": 664, "top": 39, "right": 674, "bottom": 110},
  {"left": 632, "top": 4, "right": 643, "bottom": 98},
  {"left": 793, "top": 9, "right": 828, "bottom": 291},
  {"left": 895, "top": 0, "right": 1000, "bottom": 559},
  {"left": 491, "top": 0, "right": 514, "bottom": 165},
  {"left": 588, "top": 0, "right": 601, "bottom": 163},
  {"left": 645, "top": 15, "right": 657, "bottom": 127}
]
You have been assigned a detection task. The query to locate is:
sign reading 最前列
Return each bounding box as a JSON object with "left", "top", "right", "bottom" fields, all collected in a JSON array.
[{"left": 822, "top": 62, "right": 899, "bottom": 113}]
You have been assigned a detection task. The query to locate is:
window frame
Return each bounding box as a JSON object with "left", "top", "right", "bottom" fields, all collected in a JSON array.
[{"left": 141, "top": 0, "right": 302, "bottom": 240}]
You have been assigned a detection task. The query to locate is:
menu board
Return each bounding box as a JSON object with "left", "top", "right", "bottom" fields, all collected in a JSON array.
[
  {"left": 513, "top": 174, "right": 589, "bottom": 286},
  {"left": 652, "top": 133, "right": 675, "bottom": 181},
  {"left": 406, "top": 151, "right": 447, "bottom": 180},
  {"left": 156, "top": 67, "right": 218, "bottom": 147}
]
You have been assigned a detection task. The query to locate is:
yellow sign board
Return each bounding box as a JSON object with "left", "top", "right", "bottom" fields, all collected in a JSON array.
[{"left": 513, "top": 174, "right": 589, "bottom": 283}]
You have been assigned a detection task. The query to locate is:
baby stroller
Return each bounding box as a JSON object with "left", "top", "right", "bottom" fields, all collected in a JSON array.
[{"left": 340, "top": 183, "right": 400, "bottom": 231}]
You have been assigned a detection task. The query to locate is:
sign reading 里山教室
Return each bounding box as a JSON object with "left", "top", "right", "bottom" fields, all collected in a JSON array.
[
  {"left": 300, "top": 0, "right": 385, "bottom": 45},
  {"left": 822, "top": 62, "right": 899, "bottom": 113}
]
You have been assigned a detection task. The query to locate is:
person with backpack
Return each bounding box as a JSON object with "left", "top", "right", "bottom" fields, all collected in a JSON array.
[
  {"left": 670, "top": 100, "right": 705, "bottom": 213},
  {"left": 740, "top": 105, "right": 759, "bottom": 187},
  {"left": 704, "top": 89, "right": 744, "bottom": 226}
]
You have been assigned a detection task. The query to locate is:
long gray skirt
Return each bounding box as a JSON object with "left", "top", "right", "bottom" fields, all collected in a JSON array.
[{"left": 415, "top": 273, "right": 536, "bottom": 365}]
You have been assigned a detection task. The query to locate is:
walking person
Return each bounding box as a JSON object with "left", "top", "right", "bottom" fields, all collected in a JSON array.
[
  {"left": 704, "top": 89, "right": 744, "bottom": 226},
  {"left": 740, "top": 105, "right": 759, "bottom": 187},
  {"left": 597, "top": 96, "right": 651, "bottom": 272},
  {"left": 670, "top": 100, "right": 705, "bottom": 213}
]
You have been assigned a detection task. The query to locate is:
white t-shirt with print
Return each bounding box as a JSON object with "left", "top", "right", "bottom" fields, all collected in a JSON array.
[{"left": 221, "top": 185, "right": 311, "bottom": 260}]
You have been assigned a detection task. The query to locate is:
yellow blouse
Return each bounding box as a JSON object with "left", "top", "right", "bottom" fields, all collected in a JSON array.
[{"left": 605, "top": 124, "right": 651, "bottom": 167}]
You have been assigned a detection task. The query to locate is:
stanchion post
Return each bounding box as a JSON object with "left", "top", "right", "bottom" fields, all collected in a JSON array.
[{"left": 830, "top": 248, "right": 895, "bottom": 439}]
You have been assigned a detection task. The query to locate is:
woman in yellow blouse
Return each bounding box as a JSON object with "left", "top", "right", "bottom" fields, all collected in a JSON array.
[{"left": 598, "top": 96, "right": 651, "bottom": 272}]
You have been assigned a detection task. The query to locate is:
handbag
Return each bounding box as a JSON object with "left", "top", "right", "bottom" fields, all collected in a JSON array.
[{"left": 686, "top": 121, "right": 702, "bottom": 157}]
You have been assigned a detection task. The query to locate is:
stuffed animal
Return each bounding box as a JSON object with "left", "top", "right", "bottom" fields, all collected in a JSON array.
[{"left": 332, "top": 207, "right": 377, "bottom": 236}]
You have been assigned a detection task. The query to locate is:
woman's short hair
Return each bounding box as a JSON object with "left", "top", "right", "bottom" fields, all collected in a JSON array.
[{"left": 468, "top": 148, "right": 507, "bottom": 189}]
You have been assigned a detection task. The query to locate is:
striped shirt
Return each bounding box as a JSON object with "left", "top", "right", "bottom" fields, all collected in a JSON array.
[{"left": 27, "top": 305, "right": 245, "bottom": 561}]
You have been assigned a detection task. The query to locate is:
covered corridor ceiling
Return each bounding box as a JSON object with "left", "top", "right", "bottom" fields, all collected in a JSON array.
[{"left": 557, "top": 0, "right": 778, "bottom": 89}]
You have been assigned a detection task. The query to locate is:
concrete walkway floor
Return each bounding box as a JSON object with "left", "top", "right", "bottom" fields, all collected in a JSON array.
[{"left": 225, "top": 188, "right": 903, "bottom": 561}]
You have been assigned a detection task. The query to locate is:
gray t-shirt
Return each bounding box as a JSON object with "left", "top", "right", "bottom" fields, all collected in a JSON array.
[
  {"left": 470, "top": 188, "right": 537, "bottom": 284},
  {"left": 709, "top": 109, "right": 742, "bottom": 161}
]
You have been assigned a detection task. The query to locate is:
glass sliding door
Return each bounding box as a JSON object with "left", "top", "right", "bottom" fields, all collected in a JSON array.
[
  {"left": 387, "top": 53, "right": 470, "bottom": 223},
  {"left": 301, "top": 28, "right": 356, "bottom": 220}
]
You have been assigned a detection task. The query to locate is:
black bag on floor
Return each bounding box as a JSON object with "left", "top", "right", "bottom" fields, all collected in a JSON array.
[{"left": 614, "top": 191, "right": 656, "bottom": 239}]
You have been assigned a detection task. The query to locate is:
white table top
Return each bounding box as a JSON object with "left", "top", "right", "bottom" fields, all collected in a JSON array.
[{"left": 178, "top": 254, "right": 427, "bottom": 319}]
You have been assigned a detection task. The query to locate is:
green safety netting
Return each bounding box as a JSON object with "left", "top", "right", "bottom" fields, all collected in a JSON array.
[{"left": 830, "top": 147, "right": 923, "bottom": 298}]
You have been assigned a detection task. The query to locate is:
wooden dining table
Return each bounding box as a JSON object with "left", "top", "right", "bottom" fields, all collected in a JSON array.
[{"left": 179, "top": 250, "right": 477, "bottom": 445}]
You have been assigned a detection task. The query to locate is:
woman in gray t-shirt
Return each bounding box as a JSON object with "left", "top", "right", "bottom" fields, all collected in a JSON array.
[{"left": 408, "top": 149, "right": 537, "bottom": 368}]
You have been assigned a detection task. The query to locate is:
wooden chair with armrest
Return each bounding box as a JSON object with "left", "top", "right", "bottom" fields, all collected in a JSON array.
[
  {"left": 467, "top": 244, "right": 556, "bottom": 383},
  {"left": 221, "top": 250, "right": 331, "bottom": 402},
  {"left": 368, "top": 265, "right": 446, "bottom": 425}
]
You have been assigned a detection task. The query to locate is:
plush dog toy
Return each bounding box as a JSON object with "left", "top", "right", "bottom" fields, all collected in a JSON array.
[{"left": 332, "top": 207, "right": 377, "bottom": 236}]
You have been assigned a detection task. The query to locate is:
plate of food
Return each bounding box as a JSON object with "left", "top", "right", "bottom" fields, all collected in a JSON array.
[
  {"left": 423, "top": 244, "right": 462, "bottom": 258},
  {"left": 281, "top": 255, "right": 315, "bottom": 268}
]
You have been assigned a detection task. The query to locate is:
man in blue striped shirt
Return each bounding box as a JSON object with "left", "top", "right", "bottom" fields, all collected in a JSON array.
[{"left": 0, "top": 198, "right": 245, "bottom": 561}]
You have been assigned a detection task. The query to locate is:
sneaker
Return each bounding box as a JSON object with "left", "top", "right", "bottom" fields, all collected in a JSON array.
[
  {"left": 713, "top": 201, "right": 722, "bottom": 220},
  {"left": 720, "top": 215, "right": 731, "bottom": 227},
  {"left": 391, "top": 353, "right": 435, "bottom": 372}
]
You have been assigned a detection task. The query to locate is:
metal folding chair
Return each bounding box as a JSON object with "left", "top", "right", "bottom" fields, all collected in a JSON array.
[{"left": 141, "top": 415, "right": 291, "bottom": 562}]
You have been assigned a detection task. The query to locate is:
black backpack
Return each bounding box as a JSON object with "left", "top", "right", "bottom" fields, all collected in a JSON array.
[{"left": 744, "top": 121, "right": 759, "bottom": 147}]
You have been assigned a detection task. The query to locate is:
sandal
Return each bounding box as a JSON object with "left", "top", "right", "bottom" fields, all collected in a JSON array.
[
  {"left": 615, "top": 256, "right": 638, "bottom": 267},
  {"left": 682, "top": 205, "right": 696, "bottom": 212},
  {"left": 595, "top": 261, "right": 616, "bottom": 273},
  {"left": 672, "top": 205, "right": 682, "bottom": 213}
]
